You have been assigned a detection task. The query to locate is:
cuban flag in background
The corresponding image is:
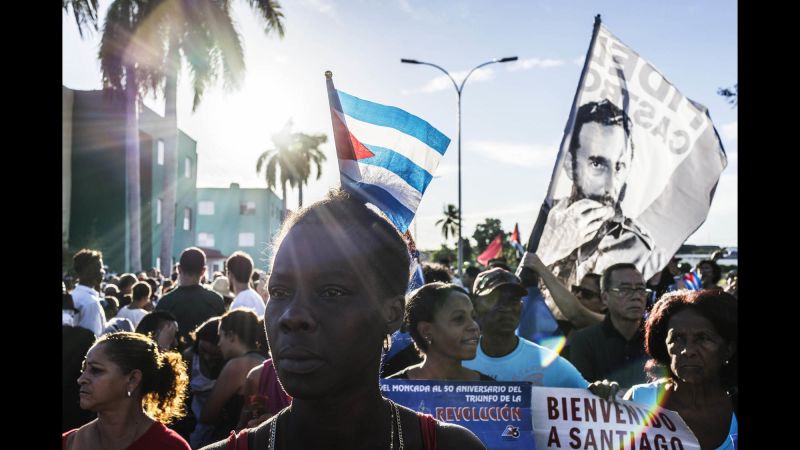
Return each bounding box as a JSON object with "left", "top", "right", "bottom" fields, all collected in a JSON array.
[
  {"left": 682, "top": 270, "right": 703, "bottom": 290},
  {"left": 511, "top": 223, "right": 525, "bottom": 258},
  {"left": 326, "top": 71, "right": 451, "bottom": 233}
]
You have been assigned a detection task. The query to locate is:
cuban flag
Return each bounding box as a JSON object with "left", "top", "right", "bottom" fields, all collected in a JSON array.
[
  {"left": 511, "top": 223, "right": 525, "bottom": 258},
  {"left": 326, "top": 71, "right": 451, "bottom": 233},
  {"left": 682, "top": 270, "right": 702, "bottom": 290}
]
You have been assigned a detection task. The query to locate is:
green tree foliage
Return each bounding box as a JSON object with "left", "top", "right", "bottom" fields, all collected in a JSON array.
[
  {"left": 430, "top": 244, "right": 455, "bottom": 265},
  {"left": 472, "top": 218, "right": 504, "bottom": 250}
]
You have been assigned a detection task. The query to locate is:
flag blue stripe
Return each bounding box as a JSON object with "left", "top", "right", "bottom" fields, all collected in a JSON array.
[
  {"left": 337, "top": 90, "right": 450, "bottom": 156},
  {"left": 359, "top": 144, "right": 433, "bottom": 194},
  {"left": 342, "top": 174, "right": 415, "bottom": 232}
]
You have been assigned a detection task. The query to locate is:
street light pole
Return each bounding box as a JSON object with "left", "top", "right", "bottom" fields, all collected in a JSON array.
[{"left": 401, "top": 56, "right": 518, "bottom": 278}]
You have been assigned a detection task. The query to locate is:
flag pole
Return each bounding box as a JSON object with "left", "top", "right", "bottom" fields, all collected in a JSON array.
[{"left": 524, "top": 15, "right": 604, "bottom": 254}]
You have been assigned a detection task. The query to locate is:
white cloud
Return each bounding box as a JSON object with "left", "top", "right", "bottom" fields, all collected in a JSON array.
[
  {"left": 721, "top": 120, "right": 737, "bottom": 142},
  {"left": 433, "top": 163, "right": 457, "bottom": 178},
  {"left": 573, "top": 55, "right": 585, "bottom": 66},
  {"left": 507, "top": 57, "right": 564, "bottom": 72},
  {"left": 416, "top": 67, "right": 494, "bottom": 93},
  {"left": 465, "top": 140, "right": 558, "bottom": 168},
  {"left": 300, "top": 0, "right": 335, "bottom": 16},
  {"left": 397, "top": 0, "right": 435, "bottom": 21}
]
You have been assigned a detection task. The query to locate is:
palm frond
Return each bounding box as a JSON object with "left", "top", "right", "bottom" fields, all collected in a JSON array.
[
  {"left": 206, "top": 1, "right": 245, "bottom": 91},
  {"left": 247, "top": 0, "right": 286, "bottom": 37},
  {"left": 65, "top": 0, "right": 99, "bottom": 38},
  {"left": 265, "top": 157, "right": 278, "bottom": 190}
]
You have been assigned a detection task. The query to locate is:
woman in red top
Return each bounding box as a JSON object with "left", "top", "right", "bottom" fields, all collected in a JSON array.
[{"left": 62, "top": 332, "right": 190, "bottom": 450}]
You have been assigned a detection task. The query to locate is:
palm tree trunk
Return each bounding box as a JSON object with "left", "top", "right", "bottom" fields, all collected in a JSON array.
[
  {"left": 298, "top": 184, "right": 303, "bottom": 209},
  {"left": 125, "top": 65, "right": 142, "bottom": 272},
  {"left": 280, "top": 182, "right": 287, "bottom": 220},
  {"left": 160, "top": 36, "right": 180, "bottom": 276}
]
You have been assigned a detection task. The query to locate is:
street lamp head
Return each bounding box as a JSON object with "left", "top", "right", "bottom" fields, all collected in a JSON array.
[
  {"left": 401, "top": 58, "right": 421, "bottom": 64},
  {"left": 496, "top": 56, "right": 519, "bottom": 63}
]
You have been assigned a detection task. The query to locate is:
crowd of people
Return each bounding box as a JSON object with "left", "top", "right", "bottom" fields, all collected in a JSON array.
[{"left": 62, "top": 189, "right": 738, "bottom": 450}]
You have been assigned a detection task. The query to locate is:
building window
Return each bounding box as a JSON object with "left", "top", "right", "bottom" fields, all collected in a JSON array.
[
  {"left": 199, "top": 201, "right": 215, "bottom": 215},
  {"left": 183, "top": 207, "right": 192, "bottom": 231},
  {"left": 239, "top": 232, "right": 255, "bottom": 247},
  {"left": 240, "top": 201, "right": 256, "bottom": 215},
  {"left": 198, "top": 232, "right": 215, "bottom": 247},
  {"left": 156, "top": 199, "right": 162, "bottom": 224},
  {"left": 184, "top": 157, "right": 192, "bottom": 178},
  {"left": 157, "top": 140, "right": 164, "bottom": 165}
]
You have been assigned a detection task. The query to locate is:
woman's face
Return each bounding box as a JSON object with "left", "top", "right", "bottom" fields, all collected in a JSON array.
[
  {"left": 665, "top": 308, "right": 732, "bottom": 385},
  {"left": 266, "top": 223, "right": 387, "bottom": 399},
  {"left": 422, "top": 291, "right": 480, "bottom": 361},
  {"left": 77, "top": 344, "right": 128, "bottom": 411},
  {"left": 698, "top": 263, "right": 715, "bottom": 286},
  {"left": 199, "top": 338, "right": 224, "bottom": 376},
  {"left": 217, "top": 327, "right": 239, "bottom": 360}
]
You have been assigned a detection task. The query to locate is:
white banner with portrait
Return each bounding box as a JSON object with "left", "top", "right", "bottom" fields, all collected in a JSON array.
[{"left": 528, "top": 20, "right": 727, "bottom": 297}]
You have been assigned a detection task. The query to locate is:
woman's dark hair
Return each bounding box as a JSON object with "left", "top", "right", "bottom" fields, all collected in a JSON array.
[
  {"left": 190, "top": 316, "right": 221, "bottom": 353},
  {"left": 698, "top": 259, "right": 722, "bottom": 284},
  {"left": 403, "top": 282, "right": 470, "bottom": 354},
  {"left": 271, "top": 188, "right": 411, "bottom": 300},
  {"left": 94, "top": 332, "right": 189, "bottom": 423},
  {"left": 644, "top": 289, "right": 737, "bottom": 392},
  {"left": 219, "top": 309, "right": 261, "bottom": 350},
  {"left": 422, "top": 263, "right": 452, "bottom": 284},
  {"left": 136, "top": 311, "right": 177, "bottom": 341}
]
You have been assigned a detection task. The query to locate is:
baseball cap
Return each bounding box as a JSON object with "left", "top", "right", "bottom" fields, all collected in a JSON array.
[{"left": 472, "top": 268, "right": 527, "bottom": 297}]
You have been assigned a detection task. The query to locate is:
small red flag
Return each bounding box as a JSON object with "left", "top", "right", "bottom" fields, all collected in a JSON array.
[{"left": 477, "top": 233, "right": 504, "bottom": 266}]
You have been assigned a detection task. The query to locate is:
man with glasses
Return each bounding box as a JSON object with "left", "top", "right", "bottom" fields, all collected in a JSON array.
[
  {"left": 463, "top": 268, "right": 588, "bottom": 387},
  {"left": 566, "top": 263, "right": 651, "bottom": 388}
]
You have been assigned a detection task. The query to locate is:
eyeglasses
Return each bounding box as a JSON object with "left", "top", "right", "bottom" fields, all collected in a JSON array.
[
  {"left": 571, "top": 286, "right": 600, "bottom": 298},
  {"left": 607, "top": 287, "right": 652, "bottom": 297}
]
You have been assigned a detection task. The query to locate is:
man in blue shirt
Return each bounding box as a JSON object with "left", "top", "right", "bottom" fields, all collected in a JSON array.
[{"left": 463, "top": 267, "right": 588, "bottom": 388}]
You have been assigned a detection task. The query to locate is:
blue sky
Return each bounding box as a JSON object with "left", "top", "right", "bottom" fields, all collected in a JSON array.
[{"left": 63, "top": 0, "right": 737, "bottom": 252}]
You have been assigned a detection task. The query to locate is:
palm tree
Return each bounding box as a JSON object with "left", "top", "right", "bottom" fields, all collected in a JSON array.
[
  {"left": 97, "top": 0, "right": 166, "bottom": 273},
  {"left": 256, "top": 122, "right": 301, "bottom": 216},
  {"left": 149, "top": 0, "right": 285, "bottom": 275},
  {"left": 435, "top": 204, "right": 460, "bottom": 243},
  {"left": 63, "top": 0, "right": 99, "bottom": 37},
  {"left": 292, "top": 132, "right": 328, "bottom": 208}
]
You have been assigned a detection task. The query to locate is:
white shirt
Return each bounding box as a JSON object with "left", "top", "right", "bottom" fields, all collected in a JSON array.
[
  {"left": 229, "top": 288, "right": 266, "bottom": 318},
  {"left": 71, "top": 284, "right": 107, "bottom": 337},
  {"left": 116, "top": 305, "right": 149, "bottom": 329}
]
